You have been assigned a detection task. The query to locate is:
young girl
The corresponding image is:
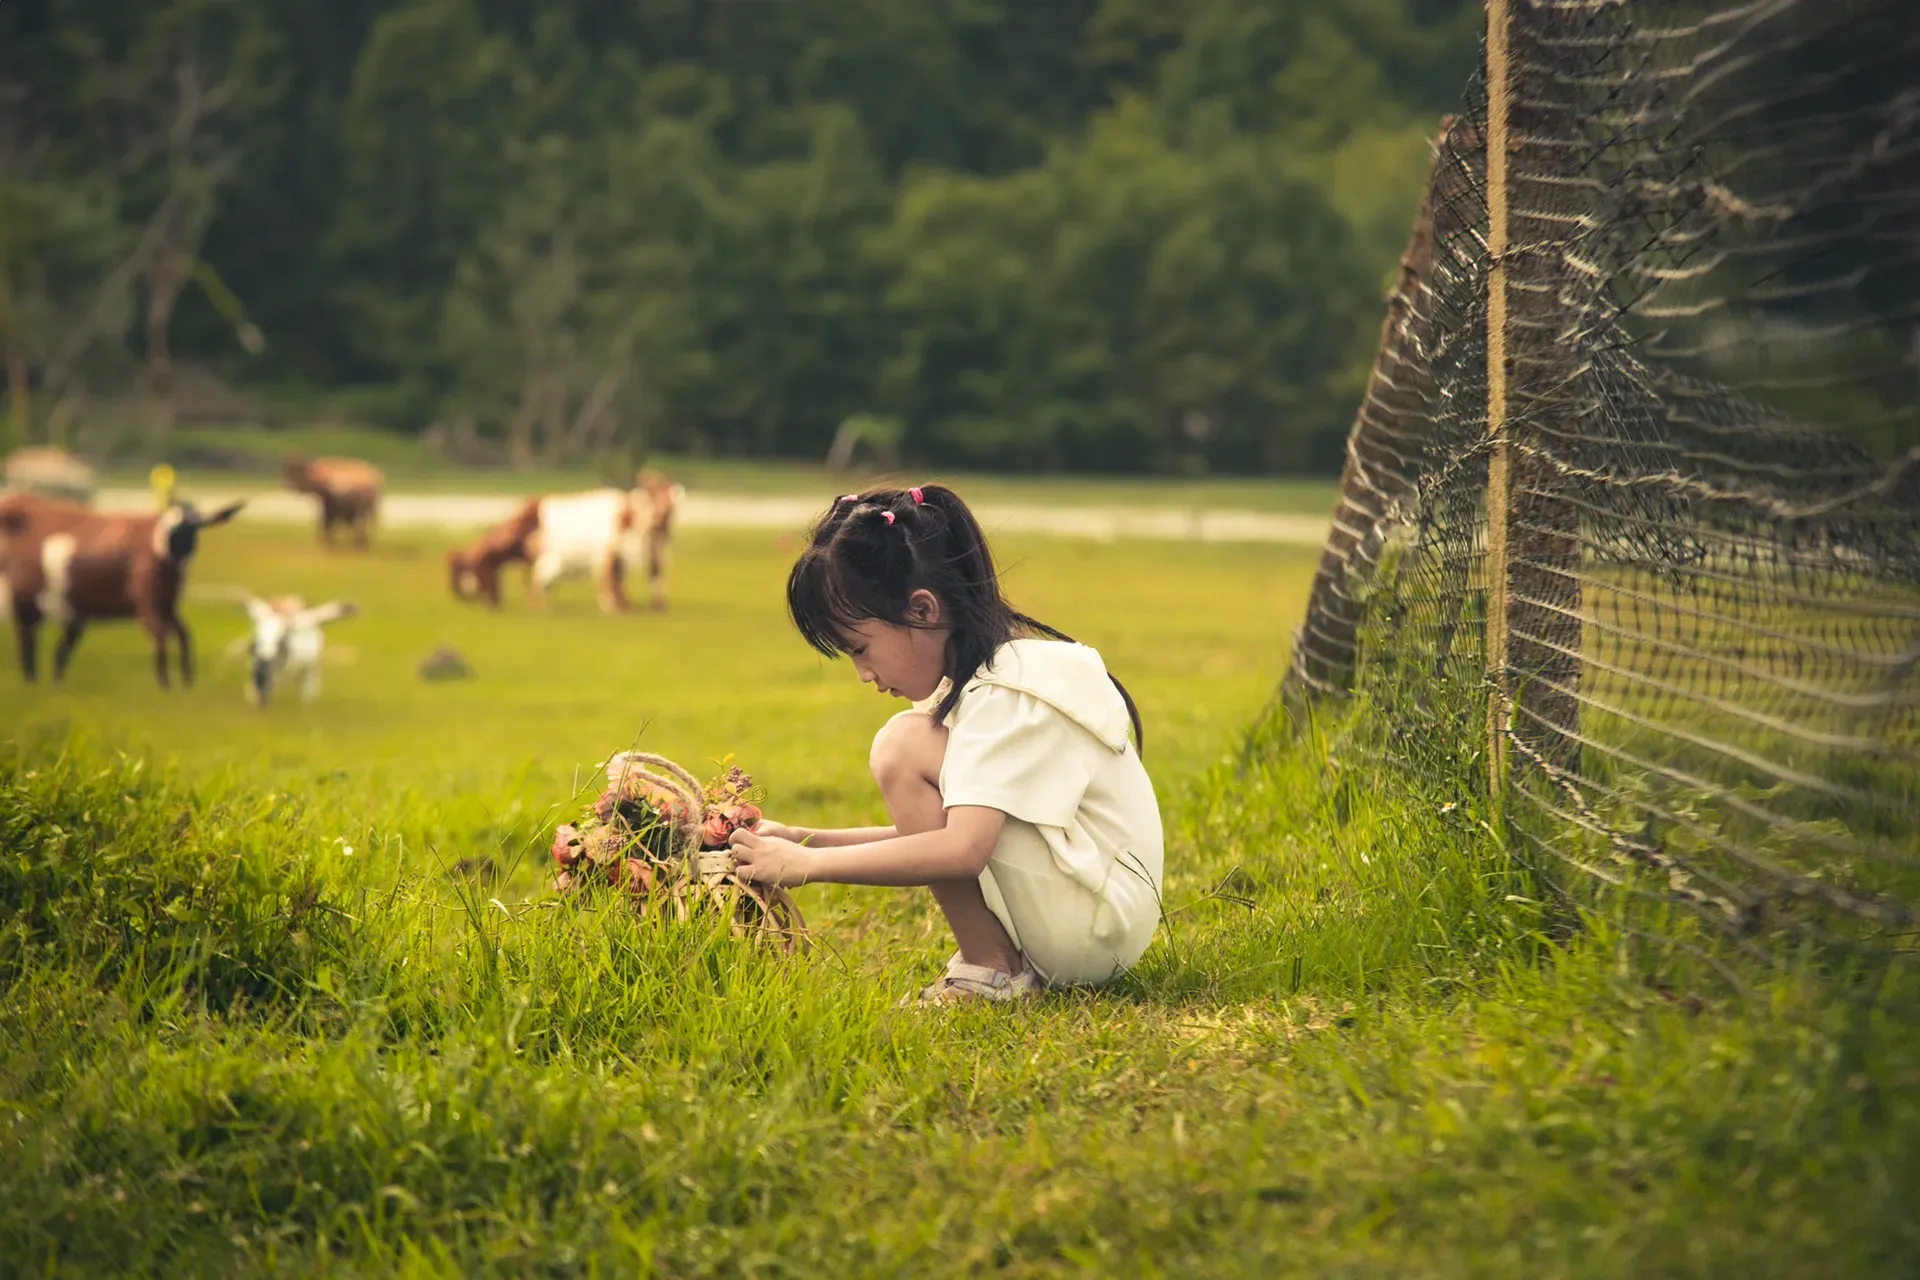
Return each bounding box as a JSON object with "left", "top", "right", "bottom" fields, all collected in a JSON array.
[{"left": 727, "top": 484, "right": 1164, "bottom": 1004}]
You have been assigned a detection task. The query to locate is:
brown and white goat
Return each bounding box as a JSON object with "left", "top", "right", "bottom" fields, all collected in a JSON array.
[
  {"left": 447, "top": 476, "right": 681, "bottom": 613},
  {"left": 633, "top": 468, "right": 685, "bottom": 611},
  {"left": 0, "top": 492, "right": 244, "bottom": 686},
  {"left": 282, "top": 452, "right": 383, "bottom": 549},
  {"left": 446, "top": 498, "right": 542, "bottom": 609}
]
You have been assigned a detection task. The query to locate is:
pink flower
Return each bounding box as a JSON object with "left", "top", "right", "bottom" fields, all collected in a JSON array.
[
  {"left": 700, "top": 809, "right": 733, "bottom": 849},
  {"left": 551, "top": 823, "right": 582, "bottom": 866},
  {"left": 621, "top": 858, "right": 656, "bottom": 897},
  {"left": 726, "top": 802, "right": 762, "bottom": 829},
  {"left": 582, "top": 826, "right": 625, "bottom": 867}
]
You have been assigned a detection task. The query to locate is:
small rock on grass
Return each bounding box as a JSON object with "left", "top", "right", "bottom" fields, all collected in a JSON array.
[{"left": 419, "top": 646, "right": 472, "bottom": 681}]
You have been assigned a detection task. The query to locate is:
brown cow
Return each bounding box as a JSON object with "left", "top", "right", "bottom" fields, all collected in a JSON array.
[
  {"left": 282, "top": 452, "right": 383, "bottom": 549},
  {"left": 0, "top": 491, "right": 244, "bottom": 685}
]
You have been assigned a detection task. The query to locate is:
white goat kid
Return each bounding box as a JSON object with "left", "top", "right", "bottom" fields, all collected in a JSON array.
[{"left": 241, "top": 594, "right": 357, "bottom": 706}]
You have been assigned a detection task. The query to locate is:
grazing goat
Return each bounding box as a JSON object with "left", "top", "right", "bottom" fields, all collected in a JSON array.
[
  {"left": 447, "top": 498, "right": 541, "bottom": 609},
  {"left": 0, "top": 491, "right": 244, "bottom": 686},
  {"left": 237, "top": 593, "right": 358, "bottom": 706},
  {"left": 448, "top": 482, "right": 679, "bottom": 613},
  {"left": 282, "top": 452, "right": 383, "bottom": 549},
  {"left": 634, "top": 468, "right": 686, "bottom": 612}
]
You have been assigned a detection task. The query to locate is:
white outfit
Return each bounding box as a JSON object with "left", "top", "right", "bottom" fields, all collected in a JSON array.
[{"left": 937, "top": 639, "right": 1164, "bottom": 986}]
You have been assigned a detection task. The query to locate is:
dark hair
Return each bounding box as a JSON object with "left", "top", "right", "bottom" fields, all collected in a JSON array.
[{"left": 785, "top": 484, "right": 1144, "bottom": 753}]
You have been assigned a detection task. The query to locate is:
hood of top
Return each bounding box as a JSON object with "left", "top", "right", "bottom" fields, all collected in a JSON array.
[{"left": 965, "top": 639, "right": 1131, "bottom": 752}]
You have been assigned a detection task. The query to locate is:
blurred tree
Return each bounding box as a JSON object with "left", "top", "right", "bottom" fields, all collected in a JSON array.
[
  {"left": 3, "top": 0, "right": 1484, "bottom": 473},
  {"left": 877, "top": 99, "right": 1376, "bottom": 471},
  {"left": 328, "top": 0, "right": 523, "bottom": 384},
  {"left": 3, "top": 0, "right": 278, "bottom": 446},
  {"left": 438, "top": 128, "right": 698, "bottom": 468},
  {"left": 110, "top": 1, "right": 282, "bottom": 435},
  {"left": 0, "top": 158, "right": 130, "bottom": 449}
]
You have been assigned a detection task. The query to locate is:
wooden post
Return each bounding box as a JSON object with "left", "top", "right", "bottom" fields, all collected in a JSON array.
[{"left": 1484, "top": 0, "right": 1514, "bottom": 796}]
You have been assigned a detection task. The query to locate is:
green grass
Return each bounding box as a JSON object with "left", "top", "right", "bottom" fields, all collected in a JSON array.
[
  {"left": 3, "top": 524, "right": 1309, "bottom": 800},
  {"left": 2, "top": 523, "right": 1915, "bottom": 1275},
  {"left": 95, "top": 421, "right": 1341, "bottom": 513}
]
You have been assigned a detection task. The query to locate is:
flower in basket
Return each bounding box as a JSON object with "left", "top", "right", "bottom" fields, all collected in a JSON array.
[
  {"left": 552, "top": 823, "right": 583, "bottom": 866},
  {"left": 580, "top": 824, "right": 628, "bottom": 867},
  {"left": 699, "top": 801, "right": 763, "bottom": 849},
  {"left": 703, "top": 760, "right": 760, "bottom": 808},
  {"left": 687, "top": 754, "right": 763, "bottom": 849},
  {"left": 617, "top": 857, "right": 656, "bottom": 898}
]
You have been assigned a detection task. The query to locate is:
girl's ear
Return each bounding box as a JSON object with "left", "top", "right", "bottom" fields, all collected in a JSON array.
[{"left": 906, "top": 588, "right": 943, "bottom": 627}]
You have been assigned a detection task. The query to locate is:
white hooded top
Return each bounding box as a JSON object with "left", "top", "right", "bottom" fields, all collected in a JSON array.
[{"left": 937, "top": 639, "right": 1164, "bottom": 938}]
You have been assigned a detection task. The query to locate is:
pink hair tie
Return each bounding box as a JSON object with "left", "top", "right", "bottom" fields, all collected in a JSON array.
[
  {"left": 909, "top": 487, "right": 924, "bottom": 504},
  {"left": 882, "top": 510, "right": 896, "bottom": 525}
]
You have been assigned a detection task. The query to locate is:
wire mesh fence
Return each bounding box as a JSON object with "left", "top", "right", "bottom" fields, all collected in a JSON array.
[{"left": 1285, "top": 0, "right": 1920, "bottom": 958}]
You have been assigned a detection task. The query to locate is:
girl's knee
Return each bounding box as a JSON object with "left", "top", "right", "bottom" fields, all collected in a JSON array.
[{"left": 869, "top": 708, "right": 946, "bottom": 791}]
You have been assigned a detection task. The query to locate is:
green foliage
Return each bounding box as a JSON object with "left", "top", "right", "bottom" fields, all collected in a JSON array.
[
  {"left": 328, "top": 0, "right": 524, "bottom": 372},
  {"left": 0, "top": 0, "right": 286, "bottom": 440},
  {"left": 4, "top": 0, "right": 1480, "bottom": 471},
  {"left": 876, "top": 98, "right": 1378, "bottom": 471},
  {"left": 0, "top": 172, "right": 130, "bottom": 438}
]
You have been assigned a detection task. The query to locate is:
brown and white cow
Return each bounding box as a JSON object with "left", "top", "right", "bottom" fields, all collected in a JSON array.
[
  {"left": 447, "top": 475, "right": 682, "bottom": 613},
  {"left": 0, "top": 491, "right": 244, "bottom": 685},
  {"left": 282, "top": 452, "right": 383, "bottom": 549}
]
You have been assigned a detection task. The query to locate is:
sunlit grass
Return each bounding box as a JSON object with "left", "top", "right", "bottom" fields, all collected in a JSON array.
[{"left": 2, "top": 524, "right": 1915, "bottom": 1274}]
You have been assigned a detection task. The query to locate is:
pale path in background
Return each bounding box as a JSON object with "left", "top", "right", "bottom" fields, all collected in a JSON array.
[{"left": 93, "top": 488, "right": 1330, "bottom": 545}]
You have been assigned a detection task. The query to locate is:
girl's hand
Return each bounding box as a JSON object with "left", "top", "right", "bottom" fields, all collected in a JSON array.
[
  {"left": 749, "top": 817, "right": 805, "bottom": 843},
  {"left": 728, "top": 826, "right": 816, "bottom": 887}
]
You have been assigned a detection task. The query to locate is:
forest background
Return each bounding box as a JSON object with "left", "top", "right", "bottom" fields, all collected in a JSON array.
[{"left": 0, "top": 0, "right": 1477, "bottom": 476}]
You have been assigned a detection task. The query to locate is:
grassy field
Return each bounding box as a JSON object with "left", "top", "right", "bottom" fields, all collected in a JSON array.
[
  {"left": 2, "top": 521, "right": 1916, "bottom": 1275},
  {"left": 93, "top": 421, "right": 1341, "bottom": 513}
]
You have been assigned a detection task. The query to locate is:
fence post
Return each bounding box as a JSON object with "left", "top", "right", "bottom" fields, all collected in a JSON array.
[
  {"left": 1484, "top": 0, "right": 1587, "bottom": 797},
  {"left": 1484, "top": 0, "right": 1514, "bottom": 796}
]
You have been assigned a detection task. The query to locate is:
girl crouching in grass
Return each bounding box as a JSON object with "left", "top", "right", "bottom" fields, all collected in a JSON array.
[{"left": 728, "top": 485, "right": 1164, "bottom": 1004}]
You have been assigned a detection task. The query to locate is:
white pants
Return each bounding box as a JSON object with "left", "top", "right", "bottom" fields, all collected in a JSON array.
[{"left": 975, "top": 818, "right": 1160, "bottom": 987}]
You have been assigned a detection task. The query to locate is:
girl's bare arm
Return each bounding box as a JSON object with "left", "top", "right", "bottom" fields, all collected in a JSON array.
[
  {"left": 764, "top": 822, "right": 896, "bottom": 848},
  {"left": 731, "top": 806, "right": 1005, "bottom": 887}
]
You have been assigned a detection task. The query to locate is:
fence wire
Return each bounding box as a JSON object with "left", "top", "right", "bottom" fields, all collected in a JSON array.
[{"left": 1286, "top": 0, "right": 1920, "bottom": 954}]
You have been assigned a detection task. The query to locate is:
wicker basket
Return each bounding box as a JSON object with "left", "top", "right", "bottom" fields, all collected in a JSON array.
[{"left": 554, "top": 752, "right": 806, "bottom": 953}]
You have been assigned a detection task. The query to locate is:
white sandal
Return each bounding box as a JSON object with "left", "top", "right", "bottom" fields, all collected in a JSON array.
[{"left": 906, "top": 952, "right": 1041, "bottom": 1006}]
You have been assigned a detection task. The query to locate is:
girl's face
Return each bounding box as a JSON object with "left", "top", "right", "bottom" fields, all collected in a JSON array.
[{"left": 839, "top": 589, "right": 949, "bottom": 701}]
